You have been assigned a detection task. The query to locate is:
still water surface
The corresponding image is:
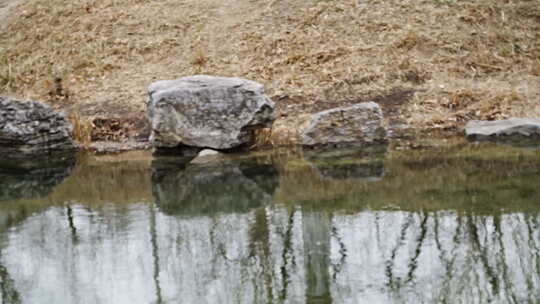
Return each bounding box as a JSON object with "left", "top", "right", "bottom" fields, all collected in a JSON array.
[{"left": 0, "top": 143, "right": 539, "bottom": 304}]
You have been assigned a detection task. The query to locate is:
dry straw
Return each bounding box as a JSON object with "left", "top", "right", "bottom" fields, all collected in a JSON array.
[{"left": 0, "top": 0, "right": 538, "bottom": 144}]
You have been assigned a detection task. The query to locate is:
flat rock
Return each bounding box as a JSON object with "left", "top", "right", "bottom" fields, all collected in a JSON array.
[
  {"left": 465, "top": 118, "right": 540, "bottom": 142},
  {"left": 301, "top": 102, "right": 387, "bottom": 148},
  {"left": 147, "top": 75, "right": 275, "bottom": 152},
  {"left": 0, "top": 97, "right": 78, "bottom": 160}
]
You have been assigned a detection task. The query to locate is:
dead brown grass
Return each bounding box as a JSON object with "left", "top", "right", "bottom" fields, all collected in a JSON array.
[
  {"left": 68, "top": 111, "right": 93, "bottom": 147},
  {"left": 0, "top": 0, "right": 539, "bottom": 144}
]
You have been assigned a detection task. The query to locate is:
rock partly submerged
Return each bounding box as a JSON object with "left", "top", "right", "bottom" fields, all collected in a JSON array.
[
  {"left": 465, "top": 118, "right": 540, "bottom": 144},
  {"left": 190, "top": 149, "right": 224, "bottom": 164},
  {"left": 0, "top": 97, "right": 78, "bottom": 165},
  {"left": 300, "top": 102, "right": 387, "bottom": 148},
  {"left": 147, "top": 75, "right": 275, "bottom": 154}
]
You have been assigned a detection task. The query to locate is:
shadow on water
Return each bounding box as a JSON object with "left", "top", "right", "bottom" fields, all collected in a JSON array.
[{"left": 0, "top": 143, "right": 539, "bottom": 303}]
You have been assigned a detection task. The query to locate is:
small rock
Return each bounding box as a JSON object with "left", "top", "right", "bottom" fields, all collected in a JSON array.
[
  {"left": 465, "top": 118, "right": 540, "bottom": 142},
  {"left": 300, "top": 102, "right": 387, "bottom": 148},
  {"left": 190, "top": 149, "right": 224, "bottom": 164},
  {"left": 0, "top": 97, "right": 78, "bottom": 162},
  {"left": 197, "top": 149, "right": 220, "bottom": 157},
  {"left": 147, "top": 75, "right": 275, "bottom": 153}
]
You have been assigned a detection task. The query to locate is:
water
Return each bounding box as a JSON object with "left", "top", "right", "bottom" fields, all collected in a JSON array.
[{"left": 0, "top": 142, "right": 539, "bottom": 304}]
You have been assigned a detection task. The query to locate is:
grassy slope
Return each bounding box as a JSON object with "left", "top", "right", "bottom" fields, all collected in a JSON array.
[{"left": 0, "top": 0, "right": 539, "bottom": 144}]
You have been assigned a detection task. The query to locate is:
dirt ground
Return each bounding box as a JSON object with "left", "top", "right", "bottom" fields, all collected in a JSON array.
[{"left": 0, "top": 0, "right": 539, "bottom": 147}]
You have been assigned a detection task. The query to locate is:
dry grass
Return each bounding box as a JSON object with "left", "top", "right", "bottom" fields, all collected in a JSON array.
[
  {"left": 0, "top": 0, "right": 539, "bottom": 144},
  {"left": 68, "top": 111, "right": 93, "bottom": 147}
]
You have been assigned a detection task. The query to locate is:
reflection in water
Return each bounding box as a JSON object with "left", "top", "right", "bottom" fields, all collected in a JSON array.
[
  {"left": 1, "top": 206, "right": 539, "bottom": 303},
  {"left": 333, "top": 212, "right": 540, "bottom": 303},
  {"left": 309, "top": 161, "right": 384, "bottom": 181},
  {"left": 303, "top": 211, "right": 332, "bottom": 303},
  {"left": 0, "top": 145, "right": 539, "bottom": 303},
  {"left": 0, "top": 157, "right": 75, "bottom": 202},
  {"left": 0, "top": 259, "right": 21, "bottom": 304},
  {"left": 304, "top": 147, "right": 386, "bottom": 181},
  {"left": 152, "top": 158, "right": 279, "bottom": 215},
  {"left": 305, "top": 146, "right": 387, "bottom": 181}
]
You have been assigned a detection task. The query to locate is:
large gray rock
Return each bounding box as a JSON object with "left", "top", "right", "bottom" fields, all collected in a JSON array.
[
  {"left": 301, "top": 102, "right": 387, "bottom": 148},
  {"left": 0, "top": 97, "right": 77, "bottom": 160},
  {"left": 465, "top": 118, "right": 540, "bottom": 142},
  {"left": 147, "top": 75, "right": 275, "bottom": 151}
]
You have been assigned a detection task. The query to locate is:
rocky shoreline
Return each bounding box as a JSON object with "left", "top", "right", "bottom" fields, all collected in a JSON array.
[{"left": 2, "top": 75, "right": 540, "bottom": 159}]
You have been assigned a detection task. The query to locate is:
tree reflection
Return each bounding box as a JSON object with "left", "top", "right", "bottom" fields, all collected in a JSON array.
[
  {"left": 149, "top": 203, "right": 163, "bottom": 304},
  {"left": 0, "top": 204, "right": 539, "bottom": 303},
  {"left": 302, "top": 211, "right": 332, "bottom": 303},
  {"left": 0, "top": 145, "right": 539, "bottom": 303},
  {"left": 371, "top": 212, "right": 540, "bottom": 303},
  {"left": 0, "top": 257, "right": 21, "bottom": 304},
  {"left": 248, "top": 207, "right": 273, "bottom": 302}
]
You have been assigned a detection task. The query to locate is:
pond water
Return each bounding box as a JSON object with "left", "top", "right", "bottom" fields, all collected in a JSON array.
[{"left": 0, "top": 142, "right": 539, "bottom": 304}]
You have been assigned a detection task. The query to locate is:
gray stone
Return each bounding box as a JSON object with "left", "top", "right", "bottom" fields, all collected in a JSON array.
[
  {"left": 197, "top": 149, "right": 220, "bottom": 157},
  {"left": 147, "top": 75, "right": 275, "bottom": 152},
  {"left": 190, "top": 149, "right": 224, "bottom": 164},
  {"left": 465, "top": 118, "right": 540, "bottom": 142},
  {"left": 301, "top": 102, "right": 387, "bottom": 148},
  {"left": 0, "top": 97, "right": 78, "bottom": 159}
]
